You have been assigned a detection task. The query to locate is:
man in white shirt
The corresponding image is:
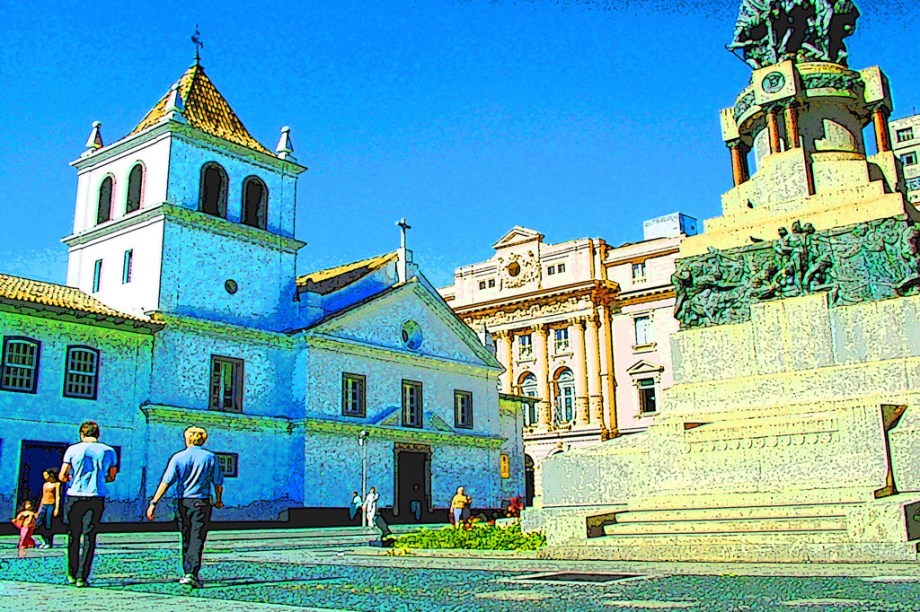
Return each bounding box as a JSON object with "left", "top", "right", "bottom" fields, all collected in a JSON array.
[{"left": 59, "top": 421, "right": 118, "bottom": 588}]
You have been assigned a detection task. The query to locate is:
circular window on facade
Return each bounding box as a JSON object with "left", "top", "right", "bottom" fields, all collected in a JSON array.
[
  {"left": 507, "top": 262, "right": 521, "bottom": 277},
  {"left": 401, "top": 320, "right": 423, "bottom": 350},
  {"left": 224, "top": 279, "right": 238, "bottom": 294}
]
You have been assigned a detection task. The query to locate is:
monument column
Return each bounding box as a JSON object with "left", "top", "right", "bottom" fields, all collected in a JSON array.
[
  {"left": 783, "top": 102, "right": 800, "bottom": 149},
  {"left": 570, "top": 317, "right": 590, "bottom": 426},
  {"left": 584, "top": 315, "right": 604, "bottom": 427},
  {"left": 532, "top": 324, "right": 552, "bottom": 430},
  {"left": 766, "top": 106, "right": 781, "bottom": 154},
  {"left": 494, "top": 330, "right": 513, "bottom": 393},
  {"left": 728, "top": 140, "right": 747, "bottom": 187},
  {"left": 872, "top": 105, "right": 892, "bottom": 153}
]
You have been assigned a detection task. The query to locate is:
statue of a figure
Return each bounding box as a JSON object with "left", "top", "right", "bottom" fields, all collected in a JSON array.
[{"left": 728, "top": 0, "right": 859, "bottom": 68}]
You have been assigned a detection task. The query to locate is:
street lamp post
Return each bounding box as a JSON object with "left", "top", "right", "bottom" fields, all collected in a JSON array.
[{"left": 358, "top": 429, "right": 369, "bottom": 527}]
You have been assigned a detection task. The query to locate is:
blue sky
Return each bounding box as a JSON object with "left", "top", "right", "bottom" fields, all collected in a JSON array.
[{"left": 1, "top": 0, "right": 918, "bottom": 288}]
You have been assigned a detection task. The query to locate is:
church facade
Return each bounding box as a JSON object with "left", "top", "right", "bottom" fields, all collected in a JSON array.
[{"left": 0, "top": 61, "right": 523, "bottom": 523}]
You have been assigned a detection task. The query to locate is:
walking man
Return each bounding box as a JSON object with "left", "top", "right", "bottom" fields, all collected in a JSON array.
[
  {"left": 146, "top": 426, "right": 224, "bottom": 588},
  {"left": 59, "top": 421, "right": 118, "bottom": 587}
]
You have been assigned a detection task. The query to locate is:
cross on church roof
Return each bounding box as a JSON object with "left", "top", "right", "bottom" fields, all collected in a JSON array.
[
  {"left": 192, "top": 25, "right": 204, "bottom": 64},
  {"left": 397, "top": 218, "right": 411, "bottom": 250}
]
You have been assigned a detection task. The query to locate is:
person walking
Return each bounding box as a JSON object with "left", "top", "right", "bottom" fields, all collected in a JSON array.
[
  {"left": 349, "top": 491, "right": 362, "bottom": 522},
  {"left": 363, "top": 486, "right": 379, "bottom": 527},
  {"left": 36, "top": 468, "right": 62, "bottom": 548},
  {"left": 59, "top": 421, "right": 118, "bottom": 587},
  {"left": 450, "top": 486, "right": 470, "bottom": 529},
  {"left": 146, "top": 426, "right": 224, "bottom": 589},
  {"left": 12, "top": 500, "right": 38, "bottom": 555}
]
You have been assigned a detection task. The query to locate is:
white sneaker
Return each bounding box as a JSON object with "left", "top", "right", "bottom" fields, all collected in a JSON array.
[{"left": 178, "top": 574, "right": 202, "bottom": 588}]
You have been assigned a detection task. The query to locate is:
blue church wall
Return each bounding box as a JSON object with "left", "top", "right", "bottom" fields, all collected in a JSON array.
[
  {"left": 303, "top": 433, "right": 390, "bottom": 508},
  {"left": 149, "top": 323, "right": 299, "bottom": 419},
  {"left": 0, "top": 311, "right": 155, "bottom": 521},
  {"left": 158, "top": 221, "right": 299, "bottom": 330},
  {"left": 432, "top": 445, "right": 502, "bottom": 509}
]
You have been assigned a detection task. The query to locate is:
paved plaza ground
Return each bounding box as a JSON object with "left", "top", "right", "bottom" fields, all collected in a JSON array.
[{"left": 0, "top": 528, "right": 918, "bottom": 611}]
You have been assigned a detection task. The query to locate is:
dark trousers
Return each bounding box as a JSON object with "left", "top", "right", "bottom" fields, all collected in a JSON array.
[
  {"left": 176, "top": 498, "right": 212, "bottom": 577},
  {"left": 63, "top": 496, "right": 105, "bottom": 581}
]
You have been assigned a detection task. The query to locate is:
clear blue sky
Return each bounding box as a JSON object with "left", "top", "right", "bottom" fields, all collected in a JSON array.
[{"left": 1, "top": 0, "right": 918, "bottom": 288}]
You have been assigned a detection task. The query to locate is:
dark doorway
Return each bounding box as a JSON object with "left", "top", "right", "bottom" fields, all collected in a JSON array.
[
  {"left": 17, "top": 441, "right": 68, "bottom": 509},
  {"left": 395, "top": 449, "right": 429, "bottom": 521},
  {"left": 524, "top": 454, "right": 535, "bottom": 507}
]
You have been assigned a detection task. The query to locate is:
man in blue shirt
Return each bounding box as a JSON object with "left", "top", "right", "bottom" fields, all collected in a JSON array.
[
  {"left": 146, "top": 426, "right": 224, "bottom": 588},
  {"left": 59, "top": 420, "right": 118, "bottom": 588}
]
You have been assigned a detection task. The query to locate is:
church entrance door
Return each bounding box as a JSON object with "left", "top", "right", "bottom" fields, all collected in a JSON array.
[
  {"left": 394, "top": 447, "right": 429, "bottom": 522},
  {"left": 17, "top": 440, "right": 68, "bottom": 508}
]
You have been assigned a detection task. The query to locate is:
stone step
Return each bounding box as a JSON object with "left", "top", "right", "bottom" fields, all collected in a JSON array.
[
  {"left": 622, "top": 488, "right": 874, "bottom": 511},
  {"left": 612, "top": 504, "right": 849, "bottom": 524},
  {"left": 541, "top": 539, "right": 920, "bottom": 563},
  {"left": 603, "top": 516, "right": 848, "bottom": 537}
]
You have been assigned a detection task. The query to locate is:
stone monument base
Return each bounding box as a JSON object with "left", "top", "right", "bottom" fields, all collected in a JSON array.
[{"left": 524, "top": 293, "right": 920, "bottom": 563}]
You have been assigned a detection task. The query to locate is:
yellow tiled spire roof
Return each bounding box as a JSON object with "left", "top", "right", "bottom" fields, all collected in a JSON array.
[
  {"left": 296, "top": 252, "right": 398, "bottom": 295},
  {"left": 0, "top": 274, "right": 153, "bottom": 324},
  {"left": 130, "top": 63, "right": 272, "bottom": 155}
]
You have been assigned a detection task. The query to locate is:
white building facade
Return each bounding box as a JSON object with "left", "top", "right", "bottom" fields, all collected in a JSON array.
[{"left": 440, "top": 217, "right": 696, "bottom": 502}]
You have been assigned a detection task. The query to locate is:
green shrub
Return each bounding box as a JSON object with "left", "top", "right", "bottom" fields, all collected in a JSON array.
[{"left": 388, "top": 522, "right": 546, "bottom": 551}]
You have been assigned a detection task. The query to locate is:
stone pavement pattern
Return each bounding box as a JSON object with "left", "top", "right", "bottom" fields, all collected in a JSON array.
[{"left": 1, "top": 530, "right": 919, "bottom": 611}]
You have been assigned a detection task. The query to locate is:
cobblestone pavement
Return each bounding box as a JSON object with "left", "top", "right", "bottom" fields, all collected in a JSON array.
[{"left": 1, "top": 530, "right": 918, "bottom": 611}]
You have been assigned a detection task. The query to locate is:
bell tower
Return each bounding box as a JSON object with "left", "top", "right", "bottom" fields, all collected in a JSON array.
[{"left": 63, "top": 59, "right": 306, "bottom": 330}]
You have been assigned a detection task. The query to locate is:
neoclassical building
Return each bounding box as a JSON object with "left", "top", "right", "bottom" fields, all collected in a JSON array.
[
  {"left": 439, "top": 214, "right": 697, "bottom": 501},
  {"left": 890, "top": 113, "right": 920, "bottom": 204},
  {"left": 0, "top": 59, "right": 523, "bottom": 523}
]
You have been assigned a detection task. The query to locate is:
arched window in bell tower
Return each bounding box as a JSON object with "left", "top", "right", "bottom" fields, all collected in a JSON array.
[
  {"left": 199, "top": 163, "right": 228, "bottom": 218},
  {"left": 126, "top": 163, "right": 144, "bottom": 214},
  {"left": 96, "top": 176, "right": 114, "bottom": 225},
  {"left": 241, "top": 176, "right": 268, "bottom": 230}
]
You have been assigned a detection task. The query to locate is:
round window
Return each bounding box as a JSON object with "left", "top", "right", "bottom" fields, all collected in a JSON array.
[
  {"left": 401, "top": 320, "right": 423, "bottom": 350},
  {"left": 507, "top": 262, "right": 521, "bottom": 277},
  {"left": 224, "top": 279, "right": 238, "bottom": 294}
]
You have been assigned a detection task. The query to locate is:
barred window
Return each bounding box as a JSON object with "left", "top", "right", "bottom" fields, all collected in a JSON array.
[
  {"left": 210, "top": 355, "right": 244, "bottom": 412},
  {"left": 215, "top": 452, "right": 238, "bottom": 478},
  {"left": 342, "top": 373, "right": 366, "bottom": 417},
  {"left": 454, "top": 390, "right": 473, "bottom": 429},
  {"left": 1, "top": 337, "right": 40, "bottom": 393},
  {"left": 63, "top": 346, "right": 99, "bottom": 399},
  {"left": 402, "top": 380, "right": 423, "bottom": 428}
]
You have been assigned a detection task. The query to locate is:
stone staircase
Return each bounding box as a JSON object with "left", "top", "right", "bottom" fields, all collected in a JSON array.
[{"left": 535, "top": 492, "right": 920, "bottom": 563}]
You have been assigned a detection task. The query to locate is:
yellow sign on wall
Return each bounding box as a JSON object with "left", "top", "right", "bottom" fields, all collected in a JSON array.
[{"left": 500, "top": 454, "right": 510, "bottom": 479}]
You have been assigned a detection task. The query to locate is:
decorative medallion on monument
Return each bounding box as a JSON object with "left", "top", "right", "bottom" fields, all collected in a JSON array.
[{"left": 498, "top": 250, "right": 538, "bottom": 290}]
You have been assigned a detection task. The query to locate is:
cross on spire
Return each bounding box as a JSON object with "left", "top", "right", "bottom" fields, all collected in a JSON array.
[
  {"left": 397, "top": 218, "right": 411, "bottom": 250},
  {"left": 191, "top": 25, "right": 204, "bottom": 64}
]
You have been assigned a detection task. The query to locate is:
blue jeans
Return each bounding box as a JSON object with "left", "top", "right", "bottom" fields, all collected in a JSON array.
[{"left": 36, "top": 505, "right": 55, "bottom": 546}]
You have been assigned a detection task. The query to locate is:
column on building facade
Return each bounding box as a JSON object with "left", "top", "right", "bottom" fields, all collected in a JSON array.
[
  {"left": 766, "top": 106, "right": 781, "bottom": 154},
  {"left": 597, "top": 303, "right": 616, "bottom": 434},
  {"left": 872, "top": 105, "right": 891, "bottom": 153},
  {"left": 782, "top": 102, "right": 800, "bottom": 149},
  {"left": 584, "top": 314, "right": 604, "bottom": 428},
  {"left": 532, "top": 323, "right": 552, "bottom": 429},
  {"left": 569, "top": 317, "right": 590, "bottom": 426},
  {"left": 494, "top": 330, "right": 513, "bottom": 393},
  {"left": 728, "top": 140, "right": 746, "bottom": 187}
]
